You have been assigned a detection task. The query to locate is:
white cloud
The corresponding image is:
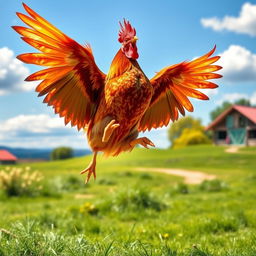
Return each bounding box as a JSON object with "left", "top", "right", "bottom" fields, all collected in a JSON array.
[
  {"left": 250, "top": 92, "right": 256, "bottom": 105},
  {"left": 0, "top": 114, "right": 88, "bottom": 149},
  {"left": 0, "top": 47, "right": 35, "bottom": 95},
  {"left": 217, "top": 92, "right": 256, "bottom": 105},
  {"left": 0, "top": 114, "right": 65, "bottom": 134},
  {"left": 0, "top": 114, "right": 170, "bottom": 149},
  {"left": 199, "top": 88, "right": 219, "bottom": 97},
  {"left": 201, "top": 2, "right": 256, "bottom": 36},
  {"left": 218, "top": 45, "right": 256, "bottom": 83},
  {"left": 143, "top": 127, "right": 170, "bottom": 148},
  {"left": 217, "top": 92, "right": 247, "bottom": 104}
]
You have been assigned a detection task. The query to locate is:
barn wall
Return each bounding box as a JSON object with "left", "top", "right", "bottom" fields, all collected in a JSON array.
[
  {"left": 248, "top": 139, "right": 256, "bottom": 146},
  {"left": 211, "top": 109, "right": 256, "bottom": 146},
  {"left": 248, "top": 120, "right": 256, "bottom": 128},
  {"left": 215, "top": 139, "right": 227, "bottom": 145},
  {"left": 0, "top": 160, "right": 16, "bottom": 165}
]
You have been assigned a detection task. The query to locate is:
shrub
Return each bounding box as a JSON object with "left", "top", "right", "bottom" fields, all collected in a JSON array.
[
  {"left": 172, "top": 182, "right": 190, "bottom": 195},
  {"left": 139, "top": 173, "right": 152, "bottom": 180},
  {"left": 51, "top": 147, "right": 74, "bottom": 160},
  {"left": 110, "top": 188, "right": 166, "bottom": 212},
  {"left": 119, "top": 171, "right": 133, "bottom": 177},
  {"left": 173, "top": 128, "right": 211, "bottom": 148},
  {"left": 168, "top": 116, "right": 204, "bottom": 146},
  {"left": 199, "top": 179, "right": 228, "bottom": 192},
  {"left": 0, "top": 166, "right": 44, "bottom": 197},
  {"left": 198, "top": 215, "right": 240, "bottom": 234},
  {"left": 40, "top": 180, "right": 62, "bottom": 198},
  {"left": 61, "top": 175, "right": 84, "bottom": 191},
  {"left": 97, "top": 178, "right": 116, "bottom": 185}
]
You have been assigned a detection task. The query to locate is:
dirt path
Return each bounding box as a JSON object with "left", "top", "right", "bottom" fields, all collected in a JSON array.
[
  {"left": 136, "top": 167, "right": 216, "bottom": 184},
  {"left": 225, "top": 147, "right": 239, "bottom": 153},
  {"left": 74, "top": 194, "right": 94, "bottom": 199}
]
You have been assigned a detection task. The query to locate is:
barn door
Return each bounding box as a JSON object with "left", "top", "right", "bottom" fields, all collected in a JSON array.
[
  {"left": 226, "top": 115, "right": 234, "bottom": 128},
  {"left": 228, "top": 128, "right": 246, "bottom": 144}
]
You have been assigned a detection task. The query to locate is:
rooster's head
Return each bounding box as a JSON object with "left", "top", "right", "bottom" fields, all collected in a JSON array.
[{"left": 118, "top": 19, "right": 138, "bottom": 60}]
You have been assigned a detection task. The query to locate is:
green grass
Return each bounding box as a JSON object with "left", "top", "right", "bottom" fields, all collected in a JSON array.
[{"left": 0, "top": 145, "right": 256, "bottom": 255}]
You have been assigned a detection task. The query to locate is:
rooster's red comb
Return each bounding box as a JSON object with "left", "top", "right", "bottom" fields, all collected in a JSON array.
[{"left": 118, "top": 19, "right": 136, "bottom": 43}]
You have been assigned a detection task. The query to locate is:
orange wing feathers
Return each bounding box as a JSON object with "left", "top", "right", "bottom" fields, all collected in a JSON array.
[
  {"left": 13, "top": 3, "right": 105, "bottom": 130},
  {"left": 139, "top": 46, "right": 222, "bottom": 131}
]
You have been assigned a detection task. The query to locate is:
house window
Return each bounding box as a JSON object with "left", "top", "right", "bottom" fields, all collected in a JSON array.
[
  {"left": 217, "top": 131, "right": 227, "bottom": 140},
  {"left": 249, "top": 130, "right": 256, "bottom": 139},
  {"left": 238, "top": 116, "right": 247, "bottom": 127}
]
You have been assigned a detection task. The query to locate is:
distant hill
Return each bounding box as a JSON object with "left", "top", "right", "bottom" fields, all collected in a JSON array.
[{"left": 0, "top": 146, "right": 91, "bottom": 160}]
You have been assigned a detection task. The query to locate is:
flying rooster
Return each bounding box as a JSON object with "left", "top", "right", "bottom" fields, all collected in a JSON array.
[{"left": 13, "top": 3, "right": 222, "bottom": 182}]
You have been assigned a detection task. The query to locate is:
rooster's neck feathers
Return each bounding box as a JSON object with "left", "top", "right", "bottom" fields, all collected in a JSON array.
[{"left": 107, "top": 49, "right": 134, "bottom": 80}]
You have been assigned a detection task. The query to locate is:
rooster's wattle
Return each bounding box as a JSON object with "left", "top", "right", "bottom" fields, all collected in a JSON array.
[{"left": 13, "top": 4, "right": 222, "bottom": 182}]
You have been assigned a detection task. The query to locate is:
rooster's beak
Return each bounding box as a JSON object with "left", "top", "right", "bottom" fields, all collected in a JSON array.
[{"left": 133, "top": 36, "right": 138, "bottom": 42}]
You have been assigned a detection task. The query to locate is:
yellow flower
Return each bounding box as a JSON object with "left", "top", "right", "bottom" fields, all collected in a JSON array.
[{"left": 162, "top": 233, "right": 169, "bottom": 239}]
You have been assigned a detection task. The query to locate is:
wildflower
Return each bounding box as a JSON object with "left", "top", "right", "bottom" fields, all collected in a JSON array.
[
  {"left": 160, "top": 233, "right": 170, "bottom": 240},
  {"left": 162, "top": 233, "right": 169, "bottom": 239},
  {"left": 80, "top": 202, "right": 98, "bottom": 215},
  {"left": 25, "top": 166, "right": 31, "bottom": 171},
  {"left": 0, "top": 167, "right": 44, "bottom": 197}
]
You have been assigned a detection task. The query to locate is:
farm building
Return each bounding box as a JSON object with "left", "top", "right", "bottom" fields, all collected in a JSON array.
[
  {"left": 206, "top": 105, "right": 256, "bottom": 146},
  {"left": 0, "top": 150, "right": 18, "bottom": 164}
]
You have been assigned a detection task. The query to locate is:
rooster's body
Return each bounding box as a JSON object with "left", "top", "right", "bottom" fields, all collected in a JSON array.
[
  {"left": 13, "top": 4, "right": 222, "bottom": 182},
  {"left": 89, "top": 49, "right": 153, "bottom": 157}
]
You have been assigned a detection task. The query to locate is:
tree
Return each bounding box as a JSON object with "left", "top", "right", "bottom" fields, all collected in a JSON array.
[
  {"left": 168, "top": 116, "right": 205, "bottom": 147},
  {"left": 210, "top": 99, "right": 251, "bottom": 121},
  {"left": 51, "top": 147, "right": 74, "bottom": 160},
  {"left": 172, "top": 128, "right": 211, "bottom": 148}
]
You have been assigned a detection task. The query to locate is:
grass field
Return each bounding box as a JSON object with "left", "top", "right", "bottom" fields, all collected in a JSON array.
[{"left": 0, "top": 145, "right": 256, "bottom": 255}]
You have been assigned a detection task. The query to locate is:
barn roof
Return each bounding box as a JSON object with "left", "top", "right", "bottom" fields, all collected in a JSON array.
[
  {"left": 0, "top": 150, "right": 18, "bottom": 161},
  {"left": 206, "top": 105, "right": 256, "bottom": 130}
]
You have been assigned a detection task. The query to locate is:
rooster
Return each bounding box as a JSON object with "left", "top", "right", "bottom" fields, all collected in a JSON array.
[{"left": 13, "top": 4, "right": 222, "bottom": 182}]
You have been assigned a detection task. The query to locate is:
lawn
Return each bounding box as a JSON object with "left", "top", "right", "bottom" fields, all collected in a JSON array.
[{"left": 0, "top": 145, "right": 256, "bottom": 255}]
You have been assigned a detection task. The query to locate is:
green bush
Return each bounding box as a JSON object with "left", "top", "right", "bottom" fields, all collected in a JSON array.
[
  {"left": 172, "top": 182, "right": 190, "bottom": 195},
  {"left": 40, "top": 175, "right": 85, "bottom": 197},
  {"left": 168, "top": 116, "right": 204, "bottom": 146},
  {"left": 51, "top": 147, "right": 74, "bottom": 160},
  {"left": 197, "top": 215, "right": 240, "bottom": 234},
  {"left": 199, "top": 179, "right": 228, "bottom": 192},
  {"left": 97, "top": 178, "right": 116, "bottom": 185},
  {"left": 61, "top": 175, "right": 84, "bottom": 191},
  {"left": 0, "top": 166, "right": 44, "bottom": 197},
  {"left": 173, "top": 128, "right": 211, "bottom": 148},
  {"left": 139, "top": 173, "right": 153, "bottom": 180},
  {"left": 109, "top": 188, "right": 166, "bottom": 212}
]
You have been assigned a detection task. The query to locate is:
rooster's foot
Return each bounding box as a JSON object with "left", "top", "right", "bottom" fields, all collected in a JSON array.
[
  {"left": 80, "top": 152, "right": 98, "bottom": 183},
  {"left": 102, "top": 120, "right": 120, "bottom": 142},
  {"left": 130, "top": 137, "right": 155, "bottom": 149}
]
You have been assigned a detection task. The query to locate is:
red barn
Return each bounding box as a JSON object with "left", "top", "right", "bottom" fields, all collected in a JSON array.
[
  {"left": 0, "top": 150, "right": 18, "bottom": 164},
  {"left": 206, "top": 105, "right": 256, "bottom": 146}
]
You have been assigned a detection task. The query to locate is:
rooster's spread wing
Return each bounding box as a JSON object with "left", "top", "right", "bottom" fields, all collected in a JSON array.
[
  {"left": 138, "top": 46, "right": 222, "bottom": 132},
  {"left": 13, "top": 3, "right": 105, "bottom": 130}
]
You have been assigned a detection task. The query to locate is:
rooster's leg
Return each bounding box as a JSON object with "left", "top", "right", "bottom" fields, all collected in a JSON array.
[
  {"left": 102, "top": 120, "right": 120, "bottom": 142},
  {"left": 80, "top": 151, "right": 98, "bottom": 183},
  {"left": 130, "top": 137, "right": 155, "bottom": 149}
]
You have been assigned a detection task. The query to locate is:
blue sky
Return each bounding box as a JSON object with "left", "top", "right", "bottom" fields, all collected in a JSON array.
[{"left": 0, "top": 0, "right": 255, "bottom": 149}]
